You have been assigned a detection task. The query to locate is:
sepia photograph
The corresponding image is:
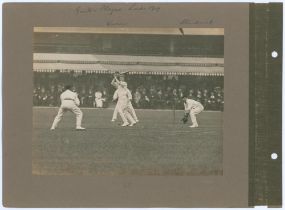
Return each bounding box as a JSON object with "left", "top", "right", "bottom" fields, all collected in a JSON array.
[{"left": 32, "top": 27, "right": 224, "bottom": 176}]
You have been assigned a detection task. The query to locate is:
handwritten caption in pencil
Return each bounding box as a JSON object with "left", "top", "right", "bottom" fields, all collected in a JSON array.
[{"left": 75, "top": 4, "right": 161, "bottom": 16}]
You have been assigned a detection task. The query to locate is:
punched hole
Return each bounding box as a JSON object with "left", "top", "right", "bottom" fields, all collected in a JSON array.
[
  {"left": 271, "top": 153, "right": 278, "bottom": 160},
  {"left": 271, "top": 51, "right": 278, "bottom": 58}
]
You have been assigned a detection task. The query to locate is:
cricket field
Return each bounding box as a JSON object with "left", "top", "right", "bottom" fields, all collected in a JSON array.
[{"left": 33, "top": 107, "right": 223, "bottom": 176}]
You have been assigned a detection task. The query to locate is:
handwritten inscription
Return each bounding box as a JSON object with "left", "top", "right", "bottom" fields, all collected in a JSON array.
[
  {"left": 128, "top": 4, "right": 160, "bottom": 12},
  {"left": 180, "top": 18, "right": 214, "bottom": 25},
  {"left": 106, "top": 20, "right": 127, "bottom": 26},
  {"left": 75, "top": 5, "right": 121, "bottom": 15},
  {"left": 74, "top": 5, "right": 214, "bottom": 26},
  {"left": 75, "top": 4, "right": 160, "bottom": 16}
]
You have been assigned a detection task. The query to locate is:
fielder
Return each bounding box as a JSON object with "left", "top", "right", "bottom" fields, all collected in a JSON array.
[
  {"left": 50, "top": 85, "right": 86, "bottom": 130},
  {"left": 181, "top": 96, "right": 204, "bottom": 128},
  {"left": 113, "top": 81, "right": 136, "bottom": 127},
  {"left": 111, "top": 73, "right": 138, "bottom": 123}
]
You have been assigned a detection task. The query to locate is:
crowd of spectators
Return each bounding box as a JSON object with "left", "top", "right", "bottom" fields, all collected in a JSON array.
[{"left": 33, "top": 72, "right": 224, "bottom": 111}]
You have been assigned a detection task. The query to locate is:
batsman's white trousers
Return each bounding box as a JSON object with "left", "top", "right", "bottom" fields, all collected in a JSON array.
[
  {"left": 51, "top": 100, "right": 83, "bottom": 129},
  {"left": 114, "top": 101, "right": 136, "bottom": 124},
  {"left": 123, "top": 105, "right": 136, "bottom": 124},
  {"left": 112, "top": 102, "right": 138, "bottom": 121},
  {"left": 190, "top": 105, "right": 204, "bottom": 126}
]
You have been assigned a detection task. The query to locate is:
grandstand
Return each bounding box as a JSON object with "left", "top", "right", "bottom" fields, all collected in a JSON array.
[
  {"left": 33, "top": 28, "right": 224, "bottom": 110},
  {"left": 33, "top": 53, "right": 224, "bottom": 76},
  {"left": 33, "top": 53, "right": 224, "bottom": 110}
]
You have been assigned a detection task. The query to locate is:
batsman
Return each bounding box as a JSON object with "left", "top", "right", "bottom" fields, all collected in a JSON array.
[
  {"left": 110, "top": 71, "right": 139, "bottom": 123},
  {"left": 181, "top": 96, "right": 204, "bottom": 128}
]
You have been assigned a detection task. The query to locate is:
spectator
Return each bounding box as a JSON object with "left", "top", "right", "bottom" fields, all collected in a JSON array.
[
  {"left": 209, "top": 92, "right": 217, "bottom": 110},
  {"left": 196, "top": 90, "right": 202, "bottom": 103},
  {"left": 140, "top": 89, "right": 150, "bottom": 108},
  {"left": 202, "top": 89, "right": 209, "bottom": 109},
  {"left": 134, "top": 89, "right": 141, "bottom": 108},
  {"left": 163, "top": 89, "right": 172, "bottom": 108},
  {"left": 38, "top": 87, "right": 48, "bottom": 106},
  {"left": 47, "top": 85, "right": 58, "bottom": 106},
  {"left": 178, "top": 88, "right": 184, "bottom": 98},
  {"left": 149, "top": 88, "right": 158, "bottom": 108},
  {"left": 86, "top": 88, "right": 95, "bottom": 107},
  {"left": 33, "top": 88, "right": 39, "bottom": 106},
  {"left": 33, "top": 72, "right": 224, "bottom": 111},
  {"left": 95, "top": 90, "right": 105, "bottom": 108},
  {"left": 156, "top": 89, "right": 164, "bottom": 108},
  {"left": 102, "top": 89, "right": 109, "bottom": 107},
  {"left": 188, "top": 89, "right": 194, "bottom": 101},
  {"left": 80, "top": 88, "right": 87, "bottom": 107}
]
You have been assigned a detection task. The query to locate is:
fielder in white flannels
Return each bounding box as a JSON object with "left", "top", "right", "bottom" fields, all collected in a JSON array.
[
  {"left": 183, "top": 96, "right": 204, "bottom": 128},
  {"left": 111, "top": 74, "right": 138, "bottom": 123},
  {"left": 50, "top": 85, "right": 85, "bottom": 130},
  {"left": 113, "top": 81, "right": 136, "bottom": 127}
]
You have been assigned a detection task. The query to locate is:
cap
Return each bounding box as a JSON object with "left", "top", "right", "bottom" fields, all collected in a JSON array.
[{"left": 120, "top": 81, "right": 128, "bottom": 87}]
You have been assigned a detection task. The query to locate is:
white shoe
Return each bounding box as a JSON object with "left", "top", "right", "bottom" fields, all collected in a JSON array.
[
  {"left": 135, "top": 119, "right": 139, "bottom": 123},
  {"left": 76, "top": 127, "right": 86, "bottom": 130},
  {"left": 189, "top": 124, "right": 198, "bottom": 128},
  {"left": 50, "top": 127, "right": 55, "bottom": 131},
  {"left": 129, "top": 123, "right": 135, "bottom": 127},
  {"left": 111, "top": 119, "right": 116, "bottom": 122},
  {"left": 121, "top": 122, "right": 129, "bottom": 127}
]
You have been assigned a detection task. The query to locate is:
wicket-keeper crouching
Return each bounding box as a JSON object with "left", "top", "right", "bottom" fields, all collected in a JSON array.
[{"left": 182, "top": 96, "right": 204, "bottom": 128}]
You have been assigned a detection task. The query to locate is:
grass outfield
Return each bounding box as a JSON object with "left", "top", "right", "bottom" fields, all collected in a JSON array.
[{"left": 32, "top": 107, "right": 223, "bottom": 176}]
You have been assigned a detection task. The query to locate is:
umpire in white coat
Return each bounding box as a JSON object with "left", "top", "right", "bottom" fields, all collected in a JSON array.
[{"left": 50, "top": 85, "right": 85, "bottom": 130}]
